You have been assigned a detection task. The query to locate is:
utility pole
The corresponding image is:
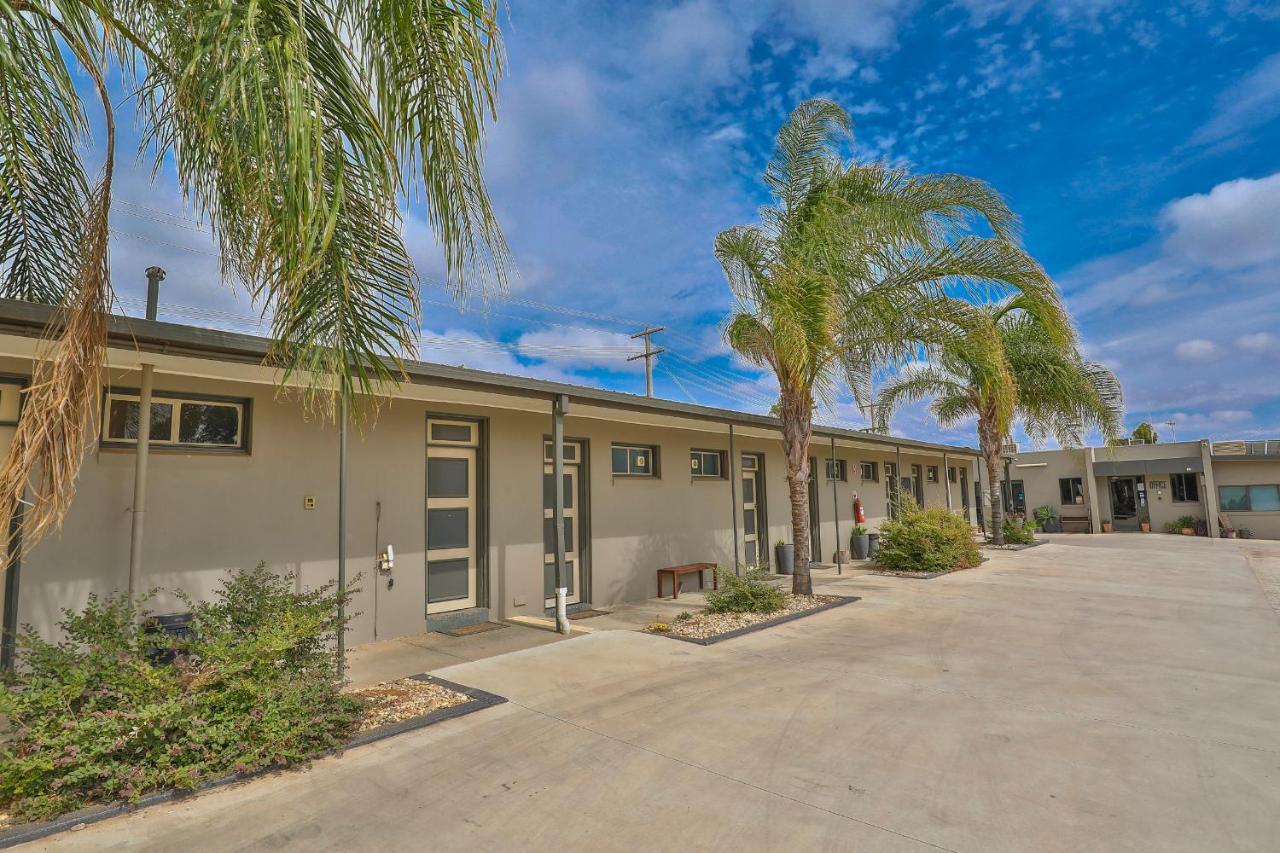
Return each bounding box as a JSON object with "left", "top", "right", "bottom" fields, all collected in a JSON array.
[{"left": 628, "top": 327, "right": 665, "bottom": 398}]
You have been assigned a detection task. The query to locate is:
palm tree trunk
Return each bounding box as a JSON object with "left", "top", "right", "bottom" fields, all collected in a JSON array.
[
  {"left": 977, "top": 407, "right": 1005, "bottom": 546},
  {"left": 779, "top": 389, "right": 813, "bottom": 596}
]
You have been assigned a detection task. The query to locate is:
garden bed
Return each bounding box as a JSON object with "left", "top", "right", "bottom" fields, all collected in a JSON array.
[
  {"left": 873, "top": 555, "right": 991, "bottom": 579},
  {"left": 981, "top": 539, "right": 1044, "bottom": 552},
  {"left": 647, "top": 594, "right": 856, "bottom": 645},
  {"left": 0, "top": 674, "right": 504, "bottom": 849}
]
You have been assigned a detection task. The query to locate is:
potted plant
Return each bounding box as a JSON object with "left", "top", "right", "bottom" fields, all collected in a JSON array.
[
  {"left": 868, "top": 530, "right": 880, "bottom": 559},
  {"left": 1033, "top": 504, "right": 1060, "bottom": 533},
  {"left": 774, "top": 539, "right": 794, "bottom": 575},
  {"left": 850, "top": 525, "right": 870, "bottom": 560},
  {"left": 1101, "top": 519, "right": 1113, "bottom": 533},
  {"left": 1165, "top": 515, "right": 1197, "bottom": 536}
]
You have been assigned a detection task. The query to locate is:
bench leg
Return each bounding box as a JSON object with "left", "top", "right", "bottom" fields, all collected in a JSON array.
[
  {"left": 713, "top": 571, "right": 718, "bottom": 591},
  {"left": 699, "top": 572, "right": 705, "bottom": 591},
  {"left": 658, "top": 574, "right": 664, "bottom": 599},
  {"left": 673, "top": 576, "right": 679, "bottom": 599}
]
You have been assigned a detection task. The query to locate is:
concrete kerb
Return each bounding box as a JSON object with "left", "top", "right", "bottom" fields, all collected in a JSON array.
[
  {"left": 647, "top": 595, "right": 859, "bottom": 646},
  {"left": 0, "top": 675, "right": 505, "bottom": 850}
]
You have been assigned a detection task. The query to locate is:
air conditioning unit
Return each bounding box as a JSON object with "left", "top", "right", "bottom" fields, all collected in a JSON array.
[{"left": 1000, "top": 442, "right": 1018, "bottom": 456}]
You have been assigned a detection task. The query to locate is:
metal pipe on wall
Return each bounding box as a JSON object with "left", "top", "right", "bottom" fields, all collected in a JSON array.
[{"left": 127, "top": 266, "right": 164, "bottom": 608}]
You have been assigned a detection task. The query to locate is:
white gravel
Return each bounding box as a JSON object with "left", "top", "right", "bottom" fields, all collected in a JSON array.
[{"left": 651, "top": 594, "right": 840, "bottom": 640}]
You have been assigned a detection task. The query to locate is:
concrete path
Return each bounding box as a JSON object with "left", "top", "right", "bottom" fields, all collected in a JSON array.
[{"left": 35, "top": 535, "right": 1280, "bottom": 852}]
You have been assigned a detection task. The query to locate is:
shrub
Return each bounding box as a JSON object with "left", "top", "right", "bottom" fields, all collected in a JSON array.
[
  {"left": 1002, "top": 513, "right": 1037, "bottom": 544},
  {"left": 876, "top": 503, "right": 980, "bottom": 573},
  {"left": 705, "top": 566, "right": 786, "bottom": 613},
  {"left": 0, "top": 564, "right": 362, "bottom": 823},
  {"left": 1165, "top": 515, "right": 1197, "bottom": 534},
  {"left": 1032, "top": 505, "right": 1057, "bottom": 529}
]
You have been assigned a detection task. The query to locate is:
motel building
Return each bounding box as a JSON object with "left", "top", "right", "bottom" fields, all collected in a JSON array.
[
  {"left": 0, "top": 300, "right": 981, "bottom": 654},
  {"left": 1000, "top": 440, "right": 1280, "bottom": 540}
]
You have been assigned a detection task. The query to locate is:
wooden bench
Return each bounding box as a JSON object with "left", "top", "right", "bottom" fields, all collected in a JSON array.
[
  {"left": 1060, "top": 515, "right": 1091, "bottom": 533},
  {"left": 657, "top": 563, "right": 718, "bottom": 599}
]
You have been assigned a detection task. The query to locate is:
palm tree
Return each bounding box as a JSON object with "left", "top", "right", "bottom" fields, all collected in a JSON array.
[
  {"left": 873, "top": 301, "right": 1123, "bottom": 544},
  {"left": 0, "top": 0, "right": 508, "bottom": 559},
  {"left": 717, "top": 100, "right": 1065, "bottom": 593}
]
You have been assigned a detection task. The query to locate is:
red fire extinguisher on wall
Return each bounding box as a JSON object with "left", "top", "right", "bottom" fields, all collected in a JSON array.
[{"left": 853, "top": 494, "right": 866, "bottom": 524}]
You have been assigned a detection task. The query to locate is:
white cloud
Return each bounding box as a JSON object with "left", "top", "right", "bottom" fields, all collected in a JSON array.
[
  {"left": 515, "top": 326, "right": 639, "bottom": 370},
  {"left": 1191, "top": 52, "right": 1280, "bottom": 146},
  {"left": 1237, "top": 332, "right": 1277, "bottom": 353},
  {"left": 642, "top": 0, "right": 756, "bottom": 94},
  {"left": 1174, "top": 339, "right": 1220, "bottom": 362},
  {"left": 850, "top": 99, "right": 890, "bottom": 116},
  {"left": 707, "top": 124, "right": 747, "bottom": 144},
  {"left": 1159, "top": 172, "right": 1280, "bottom": 270},
  {"left": 783, "top": 0, "right": 918, "bottom": 53}
]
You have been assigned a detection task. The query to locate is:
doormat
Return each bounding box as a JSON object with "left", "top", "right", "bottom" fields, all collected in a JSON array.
[
  {"left": 568, "top": 609, "right": 610, "bottom": 620},
  {"left": 436, "top": 622, "right": 506, "bottom": 637}
]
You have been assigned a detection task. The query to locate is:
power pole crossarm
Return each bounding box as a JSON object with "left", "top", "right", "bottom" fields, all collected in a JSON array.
[{"left": 628, "top": 326, "right": 665, "bottom": 398}]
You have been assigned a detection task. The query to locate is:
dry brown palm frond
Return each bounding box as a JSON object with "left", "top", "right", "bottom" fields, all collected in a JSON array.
[{"left": 0, "top": 174, "right": 112, "bottom": 570}]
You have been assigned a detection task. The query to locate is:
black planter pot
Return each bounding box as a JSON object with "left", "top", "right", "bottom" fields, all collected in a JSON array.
[
  {"left": 1042, "top": 520, "right": 1061, "bottom": 534},
  {"left": 850, "top": 533, "right": 870, "bottom": 560},
  {"left": 867, "top": 533, "right": 880, "bottom": 560},
  {"left": 775, "top": 544, "right": 795, "bottom": 575}
]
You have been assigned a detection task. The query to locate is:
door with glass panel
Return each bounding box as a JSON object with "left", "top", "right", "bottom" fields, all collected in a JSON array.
[
  {"left": 0, "top": 378, "right": 22, "bottom": 649},
  {"left": 741, "top": 453, "right": 764, "bottom": 567},
  {"left": 426, "top": 419, "right": 479, "bottom": 614},
  {"left": 544, "top": 440, "right": 583, "bottom": 608}
]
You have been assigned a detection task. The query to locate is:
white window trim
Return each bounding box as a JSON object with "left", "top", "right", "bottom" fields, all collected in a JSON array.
[
  {"left": 103, "top": 391, "right": 246, "bottom": 450},
  {"left": 824, "top": 458, "right": 847, "bottom": 482},
  {"left": 690, "top": 449, "right": 725, "bottom": 479}
]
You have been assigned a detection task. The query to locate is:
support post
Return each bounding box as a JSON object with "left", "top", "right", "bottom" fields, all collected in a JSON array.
[
  {"left": 943, "top": 452, "right": 953, "bottom": 511},
  {"left": 127, "top": 266, "right": 164, "bottom": 608},
  {"left": 830, "top": 435, "right": 841, "bottom": 575},
  {"left": 728, "top": 423, "right": 740, "bottom": 574},
  {"left": 552, "top": 395, "right": 570, "bottom": 634},
  {"left": 1, "top": 504, "right": 24, "bottom": 671},
  {"left": 894, "top": 445, "right": 903, "bottom": 517},
  {"left": 1084, "top": 447, "right": 1102, "bottom": 534},
  {"left": 1200, "top": 440, "right": 1220, "bottom": 539},
  {"left": 337, "top": 390, "right": 348, "bottom": 678}
]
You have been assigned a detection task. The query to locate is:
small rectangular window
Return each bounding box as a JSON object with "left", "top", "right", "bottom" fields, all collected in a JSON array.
[
  {"left": 103, "top": 392, "right": 245, "bottom": 451},
  {"left": 690, "top": 449, "right": 724, "bottom": 479},
  {"left": 824, "top": 458, "right": 847, "bottom": 481},
  {"left": 1059, "top": 477, "right": 1084, "bottom": 505},
  {"left": 859, "top": 461, "right": 877, "bottom": 482},
  {"left": 429, "top": 421, "right": 476, "bottom": 445},
  {"left": 741, "top": 455, "right": 758, "bottom": 471},
  {"left": 927, "top": 466, "right": 939, "bottom": 483},
  {"left": 612, "top": 443, "right": 656, "bottom": 477},
  {"left": 1170, "top": 472, "right": 1200, "bottom": 503}
]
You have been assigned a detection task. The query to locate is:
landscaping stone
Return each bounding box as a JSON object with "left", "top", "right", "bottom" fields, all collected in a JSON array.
[
  {"left": 650, "top": 594, "right": 843, "bottom": 640},
  {"left": 351, "top": 678, "right": 471, "bottom": 732}
]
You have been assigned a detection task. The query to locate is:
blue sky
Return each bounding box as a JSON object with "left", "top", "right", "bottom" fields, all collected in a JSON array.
[{"left": 102, "top": 0, "right": 1280, "bottom": 447}]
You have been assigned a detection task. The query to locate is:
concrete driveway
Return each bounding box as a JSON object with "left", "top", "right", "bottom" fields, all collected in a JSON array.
[{"left": 35, "top": 535, "right": 1280, "bottom": 852}]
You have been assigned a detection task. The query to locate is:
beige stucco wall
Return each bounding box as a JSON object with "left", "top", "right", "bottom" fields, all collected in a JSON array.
[
  {"left": 3, "top": 355, "right": 977, "bottom": 644},
  {"left": 1212, "top": 459, "right": 1280, "bottom": 539}
]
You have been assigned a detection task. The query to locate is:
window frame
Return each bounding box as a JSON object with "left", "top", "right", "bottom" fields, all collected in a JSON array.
[
  {"left": 824, "top": 457, "right": 847, "bottom": 482},
  {"left": 611, "top": 443, "right": 659, "bottom": 478},
  {"left": 1218, "top": 484, "right": 1280, "bottom": 513},
  {"left": 689, "top": 448, "right": 726, "bottom": 480},
  {"left": 101, "top": 387, "right": 251, "bottom": 453},
  {"left": 859, "top": 461, "right": 878, "bottom": 482},
  {"left": 1169, "top": 472, "right": 1200, "bottom": 503},
  {"left": 926, "top": 465, "right": 939, "bottom": 483},
  {"left": 1059, "top": 477, "right": 1084, "bottom": 506}
]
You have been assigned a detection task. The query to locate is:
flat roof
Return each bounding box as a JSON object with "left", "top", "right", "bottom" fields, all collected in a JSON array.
[{"left": 0, "top": 298, "right": 977, "bottom": 457}]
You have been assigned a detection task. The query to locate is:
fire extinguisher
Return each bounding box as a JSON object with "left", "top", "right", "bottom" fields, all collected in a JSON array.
[{"left": 853, "top": 495, "right": 866, "bottom": 524}]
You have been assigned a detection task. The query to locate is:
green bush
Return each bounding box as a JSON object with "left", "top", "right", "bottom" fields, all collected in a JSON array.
[
  {"left": 0, "top": 564, "right": 362, "bottom": 822},
  {"left": 1002, "top": 513, "right": 1037, "bottom": 544},
  {"left": 705, "top": 566, "right": 786, "bottom": 613},
  {"left": 1165, "top": 515, "right": 1197, "bottom": 534},
  {"left": 1032, "top": 504, "right": 1057, "bottom": 529},
  {"left": 877, "top": 503, "right": 980, "bottom": 573}
]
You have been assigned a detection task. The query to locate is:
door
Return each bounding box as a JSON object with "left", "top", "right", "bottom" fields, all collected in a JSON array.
[
  {"left": 1110, "top": 477, "right": 1139, "bottom": 530},
  {"left": 807, "top": 456, "right": 820, "bottom": 562},
  {"left": 1007, "top": 479, "right": 1026, "bottom": 515},
  {"left": 0, "top": 378, "right": 23, "bottom": 664},
  {"left": 426, "top": 418, "right": 480, "bottom": 614},
  {"left": 544, "top": 440, "right": 583, "bottom": 607},
  {"left": 741, "top": 453, "right": 763, "bottom": 567},
  {"left": 911, "top": 464, "right": 924, "bottom": 506}
]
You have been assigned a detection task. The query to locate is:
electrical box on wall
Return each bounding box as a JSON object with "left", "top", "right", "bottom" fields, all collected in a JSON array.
[{"left": 303, "top": 495, "right": 316, "bottom": 510}]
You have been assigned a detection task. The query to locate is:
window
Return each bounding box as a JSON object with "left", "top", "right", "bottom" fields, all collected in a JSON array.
[
  {"left": 1219, "top": 484, "right": 1280, "bottom": 512},
  {"left": 612, "top": 443, "right": 656, "bottom": 477},
  {"left": 926, "top": 466, "right": 939, "bottom": 483},
  {"left": 1059, "top": 477, "right": 1084, "bottom": 505},
  {"left": 948, "top": 466, "right": 958, "bottom": 483},
  {"left": 690, "top": 449, "right": 725, "bottom": 479},
  {"left": 1170, "top": 472, "right": 1200, "bottom": 503},
  {"left": 824, "top": 458, "right": 847, "bottom": 481},
  {"left": 859, "top": 461, "right": 878, "bottom": 482},
  {"left": 103, "top": 391, "right": 247, "bottom": 450}
]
